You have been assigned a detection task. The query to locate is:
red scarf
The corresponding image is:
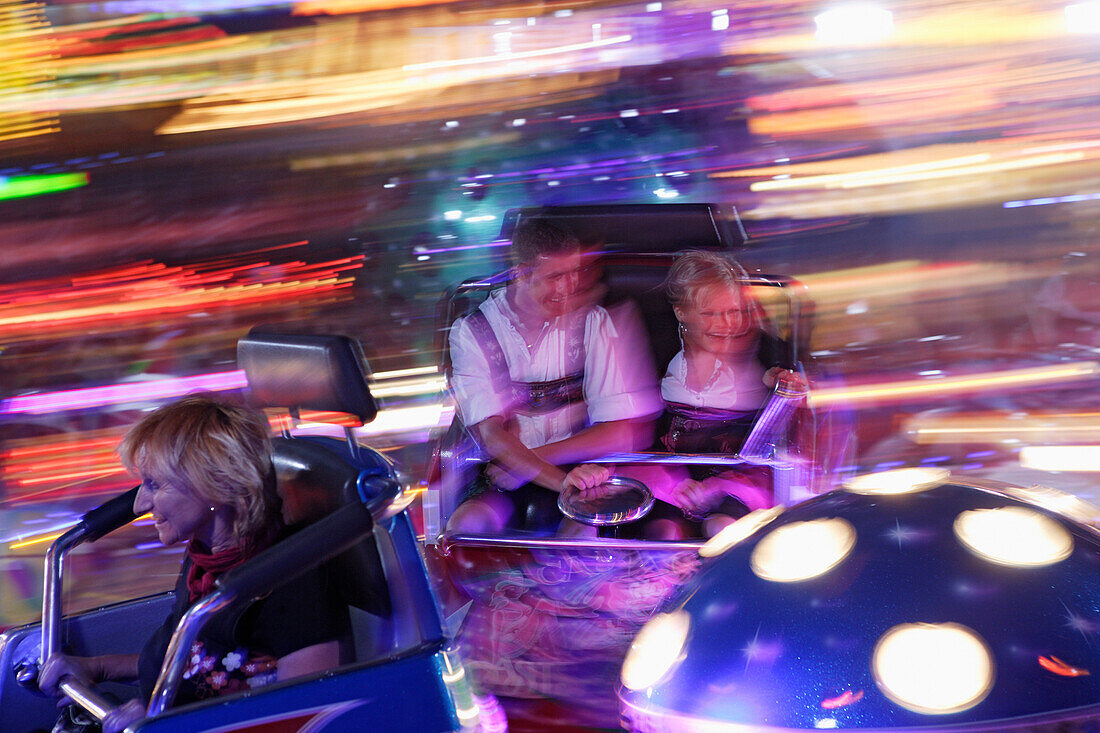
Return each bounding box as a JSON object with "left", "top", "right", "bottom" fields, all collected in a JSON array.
[{"left": 185, "top": 543, "right": 251, "bottom": 603}]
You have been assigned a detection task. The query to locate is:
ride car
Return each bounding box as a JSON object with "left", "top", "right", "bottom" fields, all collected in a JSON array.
[
  {"left": 0, "top": 331, "right": 479, "bottom": 733},
  {"left": 422, "top": 203, "right": 849, "bottom": 729}
]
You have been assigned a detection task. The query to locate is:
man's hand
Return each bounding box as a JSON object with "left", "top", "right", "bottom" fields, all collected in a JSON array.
[{"left": 562, "top": 464, "right": 612, "bottom": 493}]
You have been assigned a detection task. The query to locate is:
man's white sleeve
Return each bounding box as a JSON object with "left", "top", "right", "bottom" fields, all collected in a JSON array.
[{"left": 449, "top": 315, "right": 509, "bottom": 427}]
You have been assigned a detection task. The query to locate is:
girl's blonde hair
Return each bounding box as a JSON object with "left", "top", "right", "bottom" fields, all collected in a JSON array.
[
  {"left": 118, "top": 394, "right": 279, "bottom": 547},
  {"left": 665, "top": 249, "right": 751, "bottom": 310}
]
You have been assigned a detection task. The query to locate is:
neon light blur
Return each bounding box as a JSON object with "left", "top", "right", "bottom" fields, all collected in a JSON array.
[
  {"left": 809, "top": 362, "right": 1100, "bottom": 408},
  {"left": 0, "top": 173, "right": 89, "bottom": 200}
]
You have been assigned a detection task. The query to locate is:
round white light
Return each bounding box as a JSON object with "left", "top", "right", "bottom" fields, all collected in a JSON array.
[
  {"left": 750, "top": 518, "right": 856, "bottom": 582},
  {"left": 699, "top": 506, "right": 785, "bottom": 558},
  {"left": 954, "top": 506, "right": 1073, "bottom": 567},
  {"left": 621, "top": 610, "right": 691, "bottom": 691},
  {"left": 873, "top": 623, "right": 994, "bottom": 714},
  {"left": 845, "top": 467, "right": 949, "bottom": 495}
]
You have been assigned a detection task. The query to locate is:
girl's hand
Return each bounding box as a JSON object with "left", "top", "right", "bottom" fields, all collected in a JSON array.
[
  {"left": 764, "top": 367, "right": 808, "bottom": 392},
  {"left": 673, "top": 479, "right": 723, "bottom": 517}
]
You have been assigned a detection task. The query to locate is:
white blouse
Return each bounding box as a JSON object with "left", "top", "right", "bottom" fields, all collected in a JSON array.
[{"left": 660, "top": 348, "right": 768, "bottom": 412}]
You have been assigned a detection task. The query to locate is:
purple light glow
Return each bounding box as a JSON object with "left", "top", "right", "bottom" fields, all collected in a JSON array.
[
  {"left": 0, "top": 370, "right": 248, "bottom": 416},
  {"left": 1003, "top": 192, "right": 1100, "bottom": 208},
  {"left": 417, "top": 239, "right": 511, "bottom": 255}
]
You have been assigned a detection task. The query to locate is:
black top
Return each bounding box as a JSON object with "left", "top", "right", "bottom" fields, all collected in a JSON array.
[{"left": 138, "top": 553, "right": 351, "bottom": 706}]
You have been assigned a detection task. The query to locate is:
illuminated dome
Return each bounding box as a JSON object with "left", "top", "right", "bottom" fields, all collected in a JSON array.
[{"left": 619, "top": 473, "right": 1100, "bottom": 731}]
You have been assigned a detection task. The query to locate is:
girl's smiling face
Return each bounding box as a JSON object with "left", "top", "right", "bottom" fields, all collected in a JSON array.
[{"left": 676, "top": 283, "right": 755, "bottom": 359}]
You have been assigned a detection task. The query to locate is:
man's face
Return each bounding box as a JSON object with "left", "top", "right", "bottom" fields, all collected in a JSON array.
[{"left": 514, "top": 250, "right": 597, "bottom": 319}]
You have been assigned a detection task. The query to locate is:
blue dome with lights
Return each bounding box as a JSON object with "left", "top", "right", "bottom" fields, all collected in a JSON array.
[{"left": 618, "top": 469, "right": 1100, "bottom": 731}]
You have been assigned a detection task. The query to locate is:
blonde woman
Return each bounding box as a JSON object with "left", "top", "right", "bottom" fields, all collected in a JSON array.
[{"left": 40, "top": 395, "right": 349, "bottom": 732}]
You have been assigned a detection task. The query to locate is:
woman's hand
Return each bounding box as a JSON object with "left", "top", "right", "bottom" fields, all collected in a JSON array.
[
  {"left": 103, "top": 699, "right": 145, "bottom": 733},
  {"left": 562, "top": 464, "right": 612, "bottom": 493},
  {"left": 38, "top": 654, "right": 96, "bottom": 698}
]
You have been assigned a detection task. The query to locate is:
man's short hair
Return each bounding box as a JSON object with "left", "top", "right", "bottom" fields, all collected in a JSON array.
[{"left": 510, "top": 219, "right": 582, "bottom": 267}]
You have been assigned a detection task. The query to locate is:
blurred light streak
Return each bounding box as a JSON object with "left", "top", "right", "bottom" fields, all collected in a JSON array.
[
  {"left": 157, "top": 67, "right": 619, "bottom": 134},
  {"left": 797, "top": 260, "right": 1021, "bottom": 303},
  {"left": 294, "top": 0, "right": 455, "bottom": 13},
  {"left": 0, "top": 371, "right": 248, "bottom": 415},
  {"left": 1020, "top": 446, "right": 1100, "bottom": 472},
  {"left": 9, "top": 530, "right": 70, "bottom": 550},
  {"left": 741, "top": 152, "right": 1086, "bottom": 192},
  {"left": 809, "top": 363, "right": 1100, "bottom": 408},
  {"left": 0, "top": 255, "right": 363, "bottom": 344},
  {"left": 369, "top": 375, "right": 446, "bottom": 398},
  {"left": 294, "top": 400, "right": 453, "bottom": 440},
  {"left": 0, "top": 365, "right": 442, "bottom": 417},
  {"left": 1005, "top": 192, "right": 1100, "bottom": 208},
  {"left": 99, "top": 2, "right": 289, "bottom": 13},
  {"left": 290, "top": 133, "right": 521, "bottom": 172},
  {"left": 906, "top": 412, "right": 1100, "bottom": 445},
  {"left": 403, "top": 34, "right": 632, "bottom": 71},
  {"left": 373, "top": 366, "right": 438, "bottom": 379},
  {"left": 0, "top": 0, "right": 58, "bottom": 146}
]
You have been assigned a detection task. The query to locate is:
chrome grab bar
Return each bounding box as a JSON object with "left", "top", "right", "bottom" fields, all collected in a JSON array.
[
  {"left": 443, "top": 532, "right": 705, "bottom": 552},
  {"left": 35, "top": 525, "right": 119, "bottom": 724},
  {"left": 147, "top": 591, "right": 236, "bottom": 717}
]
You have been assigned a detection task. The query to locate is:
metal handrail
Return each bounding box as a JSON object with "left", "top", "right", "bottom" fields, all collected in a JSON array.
[
  {"left": 146, "top": 591, "right": 237, "bottom": 717},
  {"left": 443, "top": 532, "right": 706, "bottom": 552}
]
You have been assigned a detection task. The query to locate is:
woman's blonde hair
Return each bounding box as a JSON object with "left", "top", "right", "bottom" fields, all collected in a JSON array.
[
  {"left": 118, "top": 394, "right": 279, "bottom": 547},
  {"left": 665, "top": 249, "right": 750, "bottom": 310}
]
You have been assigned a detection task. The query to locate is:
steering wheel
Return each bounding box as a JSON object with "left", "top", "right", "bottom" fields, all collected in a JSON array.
[{"left": 558, "top": 476, "right": 654, "bottom": 528}]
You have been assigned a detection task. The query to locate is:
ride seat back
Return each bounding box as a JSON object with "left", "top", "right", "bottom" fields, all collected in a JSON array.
[{"left": 238, "top": 330, "right": 401, "bottom": 659}]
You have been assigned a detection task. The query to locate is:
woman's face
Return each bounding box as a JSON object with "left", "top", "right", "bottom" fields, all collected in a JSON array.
[
  {"left": 133, "top": 473, "right": 213, "bottom": 547},
  {"left": 676, "top": 283, "right": 754, "bottom": 358}
]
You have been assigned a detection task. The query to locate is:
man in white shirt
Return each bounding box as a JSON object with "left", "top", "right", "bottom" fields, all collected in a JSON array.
[{"left": 447, "top": 219, "right": 663, "bottom": 533}]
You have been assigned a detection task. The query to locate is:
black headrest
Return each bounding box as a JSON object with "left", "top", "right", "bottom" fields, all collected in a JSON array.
[
  {"left": 500, "top": 203, "right": 746, "bottom": 253},
  {"left": 238, "top": 330, "right": 377, "bottom": 424}
]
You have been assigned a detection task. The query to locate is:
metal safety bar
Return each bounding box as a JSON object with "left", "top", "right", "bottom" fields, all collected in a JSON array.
[{"left": 35, "top": 486, "right": 141, "bottom": 723}]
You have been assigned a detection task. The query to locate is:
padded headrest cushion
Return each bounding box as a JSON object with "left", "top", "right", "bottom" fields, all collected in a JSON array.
[{"left": 238, "top": 330, "right": 377, "bottom": 424}]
